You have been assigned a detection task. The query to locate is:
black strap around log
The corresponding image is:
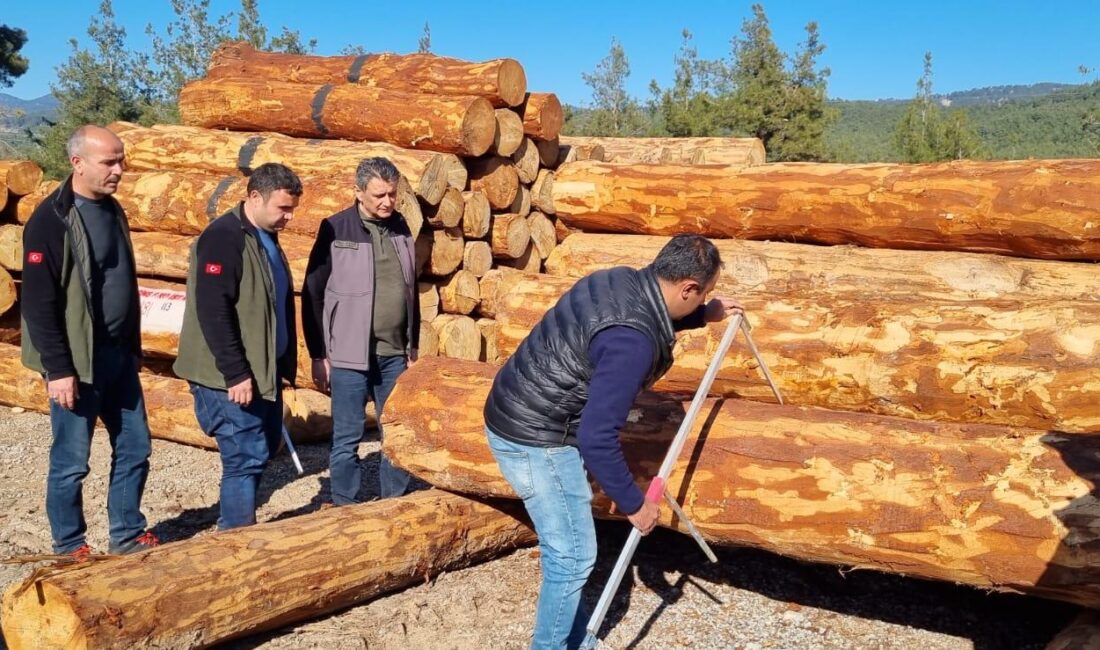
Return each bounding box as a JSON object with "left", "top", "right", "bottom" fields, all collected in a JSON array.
[
  {"left": 236, "top": 135, "right": 264, "bottom": 175},
  {"left": 310, "top": 84, "right": 334, "bottom": 135},
  {"left": 206, "top": 175, "right": 239, "bottom": 219},
  {"left": 346, "top": 55, "right": 370, "bottom": 83}
]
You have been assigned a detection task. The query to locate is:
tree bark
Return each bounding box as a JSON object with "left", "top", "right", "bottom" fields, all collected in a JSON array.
[
  {"left": 559, "top": 136, "right": 765, "bottom": 166},
  {"left": 492, "top": 273, "right": 1100, "bottom": 433},
  {"left": 429, "top": 314, "right": 480, "bottom": 360},
  {"left": 0, "top": 489, "right": 534, "bottom": 650},
  {"left": 519, "top": 92, "right": 563, "bottom": 141},
  {"left": 491, "top": 214, "right": 530, "bottom": 259},
  {"left": 206, "top": 41, "right": 528, "bottom": 107},
  {"left": 382, "top": 357, "right": 1100, "bottom": 610},
  {"left": 511, "top": 137, "right": 540, "bottom": 184},
  {"left": 462, "top": 240, "right": 493, "bottom": 277},
  {"left": 467, "top": 157, "right": 519, "bottom": 210},
  {"left": 544, "top": 233, "right": 1100, "bottom": 303},
  {"left": 439, "top": 269, "right": 481, "bottom": 315},
  {"left": 461, "top": 191, "right": 491, "bottom": 240},
  {"left": 422, "top": 186, "right": 464, "bottom": 229},
  {"left": 0, "top": 160, "right": 44, "bottom": 196},
  {"left": 553, "top": 160, "right": 1100, "bottom": 261},
  {"left": 109, "top": 121, "right": 460, "bottom": 206},
  {"left": 180, "top": 77, "right": 496, "bottom": 157},
  {"left": 492, "top": 108, "right": 524, "bottom": 157},
  {"left": 526, "top": 211, "right": 556, "bottom": 260}
]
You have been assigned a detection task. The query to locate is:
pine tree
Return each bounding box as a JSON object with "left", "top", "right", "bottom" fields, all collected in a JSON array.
[
  {"left": 578, "top": 38, "right": 648, "bottom": 136},
  {"left": 894, "top": 52, "right": 984, "bottom": 161},
  {"left": 0, "top": 25, "right": 29, "bottom": 88},
  {"left": 725, "top": 5, "right": 789, "bottom": 152},
  {"left": 775, "top": 21, "right": 836, "bottom": 161},
  {"left": 649, "top": 30, "right": 720, "bottom": 136},
  {"left": 418, "top": 22, "right": 431, "bottom": 53}
]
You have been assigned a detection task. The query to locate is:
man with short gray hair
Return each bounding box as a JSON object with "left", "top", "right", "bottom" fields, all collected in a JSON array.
[{"left": 302, "top": 157, "right": 420, "bottom": 503}]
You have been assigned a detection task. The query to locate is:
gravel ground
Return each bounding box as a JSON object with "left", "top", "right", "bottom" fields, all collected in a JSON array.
[{"left": 0, "top": 408, "right": 1079, "bottom": 649}]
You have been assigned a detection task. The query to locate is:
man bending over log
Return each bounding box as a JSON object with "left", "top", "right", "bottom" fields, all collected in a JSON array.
[
  {"left": 174, "top": 163, "right": 301, "bottom": 529},
  {"left": 302, "top": 157, "right": 420, "bottom": 503},
  {"left": 483, "top": 234, "right": 743, "bottom": 649},
  {"left": 22, "top": 125, "right": 159, "bottom": 557}
]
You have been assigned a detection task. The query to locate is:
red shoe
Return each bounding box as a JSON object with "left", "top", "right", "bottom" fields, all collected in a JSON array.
[
  {"left": 66, "top": 544, "right": 93, "bottom": 561},
  {"left": 110, "top": 531, "right": 161, "bottom": 555}
]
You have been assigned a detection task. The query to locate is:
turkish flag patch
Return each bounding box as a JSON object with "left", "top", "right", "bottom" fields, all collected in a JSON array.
[
  {"left": 27, "top": 251, "right": 44, "bottom": 264},
  {"left": 204, "top": 263, "right": 223, "bottom": 275}
]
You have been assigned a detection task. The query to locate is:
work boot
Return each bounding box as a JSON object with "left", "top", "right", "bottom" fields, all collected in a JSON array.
[{"left": 109, "top": 531, "right": 160, "bottom": 555}]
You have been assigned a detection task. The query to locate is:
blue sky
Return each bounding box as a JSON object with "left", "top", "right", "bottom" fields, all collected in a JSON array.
[{"left": 4, "top": 1, "right": 1099, "bottom": 104}]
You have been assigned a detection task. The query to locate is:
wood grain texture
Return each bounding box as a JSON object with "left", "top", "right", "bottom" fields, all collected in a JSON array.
[{"left": 559, "top": 136, "right": 765, "bottom": 165}]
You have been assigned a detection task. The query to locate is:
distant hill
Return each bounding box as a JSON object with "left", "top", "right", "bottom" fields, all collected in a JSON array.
[{"left": 0, "top": 92, "right": 58, "bottom": 129}]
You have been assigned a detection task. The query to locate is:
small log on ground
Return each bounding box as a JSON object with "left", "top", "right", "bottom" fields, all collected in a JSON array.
[
  {"left": 180, "top": 77, "right": 496, "bottom": 157},
  {"left": 0, "top": 489, "right": 534, "bottom": 649},
  {"left": 206, "top": 42, "right": 528, "bottom": 107},
  {"left": 382, "top": 357, "right": 1100, "bottom": 611}
]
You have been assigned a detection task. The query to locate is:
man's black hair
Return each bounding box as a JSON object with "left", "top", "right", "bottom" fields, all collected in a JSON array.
[
  {"left": 247, "top": 162, "right": 303, "bottom": 199},
  {"left": 652, "top": 234, "right": 722, "bottom": 286}
]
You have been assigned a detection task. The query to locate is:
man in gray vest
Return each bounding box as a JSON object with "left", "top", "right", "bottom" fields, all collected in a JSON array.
[
  {"left": 483, "top": 235, "right": 742, "bottom": 649},
  {"left": 174, "top": 163, "right": 300, "bottom": 530},
  {"left": 21, "top": 125, "right": 158, "bottom": 557},
  {"left": 302, "top": 157, "right": 419, "bottom": 503}
]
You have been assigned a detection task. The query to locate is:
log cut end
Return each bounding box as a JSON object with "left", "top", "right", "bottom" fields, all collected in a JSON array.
[
  {"left": 0, "top": 161, "right": 45, "bottom": 196},
  {"left": 495, "top": 59, "right": 528, "bottom": 108},
  {"left": 2, "top": 580, "right": 88, "bottom": 650},
  {"left": 461, "top": 97, "right": 498, "bottom": 158}
]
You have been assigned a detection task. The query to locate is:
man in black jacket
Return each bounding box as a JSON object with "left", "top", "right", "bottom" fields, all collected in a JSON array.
[
  {"left": 483, "top": 235, "right": 742, "bottom": 649},
  {"left": 174, "top": 163, "right": 300, "bottom": 530},
  {"left": 22, "top": 125, "right": 158, "bottom": 557}
]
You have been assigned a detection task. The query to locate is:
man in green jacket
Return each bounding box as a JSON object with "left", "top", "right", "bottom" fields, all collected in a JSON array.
[
  {"left": 22, "top": 125, "right": 159, "bottom": 557},
  {"left": 174, "top": 163, "right": 301, "bottom": 529}
]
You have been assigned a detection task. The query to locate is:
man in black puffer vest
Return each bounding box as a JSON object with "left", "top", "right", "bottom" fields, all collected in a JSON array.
[{"left": 483, "top": 234, "right": 742, "bottom": 649}]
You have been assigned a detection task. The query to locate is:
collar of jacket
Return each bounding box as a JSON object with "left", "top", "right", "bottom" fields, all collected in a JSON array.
[
  {"left": 231, "top": 202, "right": 271, "bottom": 240},
  {"left": 51, "top": 174, "right": 78, "bottom": 219},
  {"left": 639, "top": 264, "right": 676, "bottom": 343}
]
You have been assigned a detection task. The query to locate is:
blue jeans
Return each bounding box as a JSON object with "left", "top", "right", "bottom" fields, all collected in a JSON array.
[
  {"left": 46, "top": 344, "right": 152, "bottom": 554},
  {"left": 487, "top": 427, "right": 597, "bottom": 650},
  {"left": 330, "top": 355, "right": 411, "bottom": 503},
  {"left": 189, "top": 383, "right": 282, "bottom": 530}
]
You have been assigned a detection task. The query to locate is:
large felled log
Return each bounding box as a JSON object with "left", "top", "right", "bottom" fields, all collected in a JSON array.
[
  {"left": 0, "top": 224, "right": 20, "bottom": 271},
  {"left": 427, "top": 227, "right": 464, "bottom": 276},
  {"left": 492, "top": 273, "right": 1100, "bottom": 433},
  {"left": 461, "top": 191, "right": 491, "bottom": 239},
  {"left": 467, "top": 156, "right": 520, "bottom": 210},
  {"left": 556, "top": 141, "right": 606, "bottom": 166},
  {"left": 559, "top": 135, "right": 765, "bottom": 166},
  {"left": 382, "top": 357, "right": 1100, "bottom": 610},
  {"left": 476, "top": 268, "right": 532, "bottom": 318},
  {"left": 0, "top": 489, "right": 534, "bottom": 649},
  {"left": 519, "top": 92, "right": 563, "bottom": 141},
  {"left": 15, "top": 180, "right": 59, "bottom": 223},
  {"left": 429, "top": 314, "right": 480, "bottom": 360},
  {"left": 526, "top": 211, "right": 556, "bottom": 260},
  {"left": 0, "top": 160, "right": 44, "bottom": 196},
  {"left": 110, "top": 122, "right": 462, "bottom": 206},
  {"left": 180, "top": 77, "right": 496, "bottom": 157},
  {"left": 44, "top": 170, "right": 421, "bottom": 243},
  {"left": 544, "top": 233, "right": 1100, "bottom": 303},
  {"left": 439, "top": 269, "right": 481, "bottom": 315},
  {"left": 553, "top": 160, "right": 1100, "bottom": 261},
  {"left": 422, "top": 186, "right": 464, "bottom": 228},
  {"left": 511, "top": 137, "right": 540, "bottom": 184},
  {"left": 0, "top": 266, "right": 14, "bottom": 316},
  {"left": 206, "top": 41, "right": 528, "bottom": 108},
  {"left": 491, "top": 213, "right": 530, "bottom": 259},
  {"left": 462, "top": 240, "right": 493, "bottom": 277},
  {"left": 492, "top": 108, "right": 524, "bottom": 156}
]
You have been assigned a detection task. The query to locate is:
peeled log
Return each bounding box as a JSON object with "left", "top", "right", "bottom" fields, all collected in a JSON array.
[
  {"left": 0, "top": 267, "right": 14, "bottom": 316},
  {"left": 206, "top": 41, "right": 528, "bottom": 108},
  {"left": 462, "top": 240, "right": 493, "bottom": 277},
  {"left": 511, "top": 137, "right": 540, "bottom": 184},
  {"left": 468, "top": 157, "right": 519, "bottom": 210},
  {"left": 422, "top": 186, "right": 464, "bottom": 228},
  {"left": 461, "top": 191, "right": 491, "bottom": 239},
  {"left": 559, "top": 136, "right": 765, "bottom": 166},
  {"left": 519, "top": 92, "right": 563, "bottom": 141},
  {"left": 429, "top": 314, "right": 480, "bottom": 360},
  {"left": 544, "top": 233, "right": 1100, "bottom": 303},
  {"left": 493, "top": 273, "right": 1100, "bottom": 433},
  {"left": 0, "top": 160, "right": 44, "bottom": 196},
  {"left": 530, "top": 169, "right": 555, "bottom": 215},
  {"left": 492, "top": 108, "right": 524, "bottom": 156},
  {"left": 0, "top": 489, "right": 534, "bottom": 649},
  {"left": 180, "top": 77, "right": 496, "bottom": 157},
  {"left": 553, "top": 160, "right": 1100, "bottom": 261},
  {"left": 109, "top": 122, "right": 460, "bottom": 205},
  {"left": 383, "top": 357, "right": 1100, "bottom": 610},
  {"left": 491, "top": 213, "right": 530, "bottom": 259},
  {"left": 439, "top": 269, "right": 481, "bottom": 315},
  {"left": 526, "top": 211, "right": 556, "bottom": 260}
]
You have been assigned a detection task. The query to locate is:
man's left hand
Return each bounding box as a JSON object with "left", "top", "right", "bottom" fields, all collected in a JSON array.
[{"left": 704, "top": 297, "right": 745, "bottom": 322}]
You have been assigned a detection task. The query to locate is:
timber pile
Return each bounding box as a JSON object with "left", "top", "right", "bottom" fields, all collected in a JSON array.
[
  {"left": 380, "top": 357, "right": 1100, "bottom": 610},
  {"left": 1, "top": 489, "right": 535, "bottom": 649}
]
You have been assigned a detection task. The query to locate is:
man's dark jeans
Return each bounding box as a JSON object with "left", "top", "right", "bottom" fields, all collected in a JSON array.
[
  {"left": 46, "top": 343, "right": 152, "bottom": 553},
  {"left": 329, "top": 355, "right": 411, "bottom": 504},
  {"left": 189, "top": 383, "right": 282, "bottom": 530}
]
